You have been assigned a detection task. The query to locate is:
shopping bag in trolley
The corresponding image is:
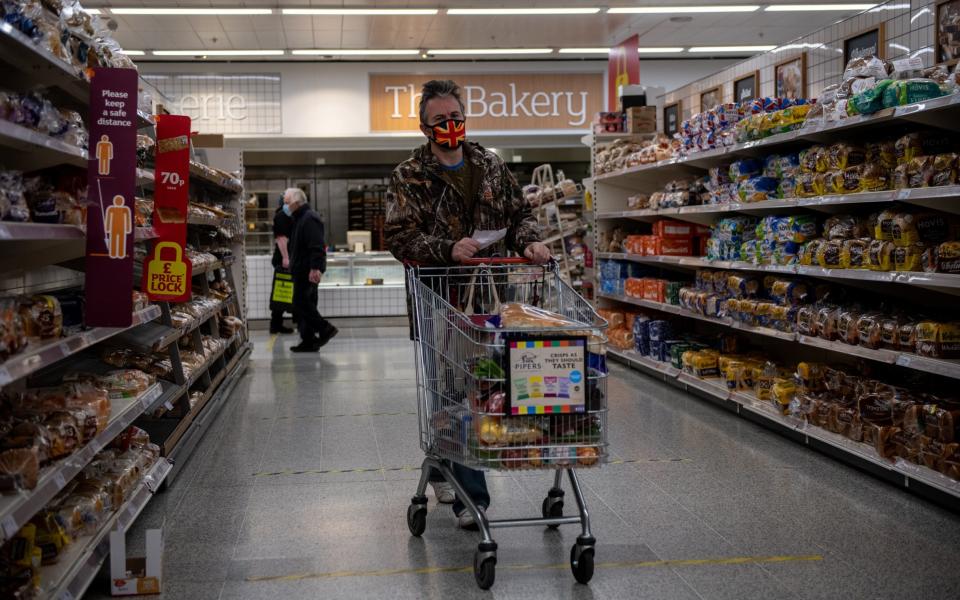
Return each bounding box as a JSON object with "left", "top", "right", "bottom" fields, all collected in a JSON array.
[{"left": 461, "top": 265, "right": 501, "bottom": 328}]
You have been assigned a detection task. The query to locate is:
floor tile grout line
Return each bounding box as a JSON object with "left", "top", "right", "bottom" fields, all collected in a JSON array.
[{"left": 577, "top": 475, "right": 709, "bottom": 600}]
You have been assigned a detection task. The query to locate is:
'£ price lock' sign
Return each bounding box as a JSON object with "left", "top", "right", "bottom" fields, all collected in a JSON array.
[{"left": 142, "top": 114, "right": 192, "bottom": 302}]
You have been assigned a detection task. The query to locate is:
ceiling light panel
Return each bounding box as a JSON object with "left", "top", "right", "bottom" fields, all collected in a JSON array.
[
  {"left": 118, "top": 49, "right": 145, "bottom": 55},
  {"left": 281, "top": 8, "right": 438, "bottom": 15},
  {"left": 607, "top": 5, "right": 759, "bottom": 13},
  {"left": 291, "top": 49, "right": 421, "bottom": 55},
  {"left": 558, "top": 48, "right": 611, "bottom": 53},
  {"left": 427, "top": 48, "right": 554, "bottom": 55},
  {"left": 765, "top": 4, "right": 876, "bottom": 11},
  {"left": 688, "top": 45, "right": 776, "bottom": 52},
  {"left": 110, "top": 8, "right": 274, "bottom": 15},
  {"left": 448, "top": 8, "right": 601, "bottom": 15},
  {"left": 151, "top": 50, "right": 286, "bottom": 56},
  {"left": 638, "top": 47, "right": 685, "bottom": 53}
]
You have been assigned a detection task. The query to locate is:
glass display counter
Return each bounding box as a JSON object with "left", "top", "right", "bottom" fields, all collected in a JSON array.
[{"left": 320, "top": 252, "right": 404, "bottom": 287}]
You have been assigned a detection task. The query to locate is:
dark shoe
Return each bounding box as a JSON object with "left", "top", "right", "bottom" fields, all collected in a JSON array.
[
  {"left": 290, "top": 341, "right": 320, "bottom": 353},
  {"left": 270, "top": 326, "right": 294, "bottom": 334},
  {"left": 316, "top": 325, "right": 339, "bottom": 347}
]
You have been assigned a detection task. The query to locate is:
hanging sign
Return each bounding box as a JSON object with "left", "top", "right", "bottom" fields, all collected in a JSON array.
[
  {"left": 85, "top": 67, "right": 138, "bottom": 327},
  {"left": 143, "top": 115, "right": 192, "bottom": 302},
  {"left": 607, "top": 34, "right": 639, "bottom": 110},
  {"left": 506, "top": 337, "right": 587, "bottom": 416}
]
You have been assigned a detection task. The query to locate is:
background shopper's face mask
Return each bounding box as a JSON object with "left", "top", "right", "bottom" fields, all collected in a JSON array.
[{"left": 427, "top": 119, "right": 466, "bottom": 150}]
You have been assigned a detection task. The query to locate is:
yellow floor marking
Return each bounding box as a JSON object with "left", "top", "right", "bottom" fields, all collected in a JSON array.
[
  {"left": 266, "top": 334, "right": 277, "bottom": 352},
  {"left": 246, "top": 554, "right": 823, "bottom": 583}
]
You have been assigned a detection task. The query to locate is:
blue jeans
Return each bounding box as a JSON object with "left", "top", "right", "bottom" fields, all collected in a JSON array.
[{"left": 428, "top": 462, "right": 490, "bottom": 515}]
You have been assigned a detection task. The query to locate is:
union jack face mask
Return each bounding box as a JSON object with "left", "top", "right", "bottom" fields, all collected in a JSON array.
[{"left": 427, "top": 118, "right": 466, "bottom": 150}]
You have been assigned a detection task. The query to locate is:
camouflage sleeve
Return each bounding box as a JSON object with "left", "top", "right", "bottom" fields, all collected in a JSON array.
[
  {"left": 502, "top": 160, "right": 542, "bottom": 253},
  {"left": 386, "top": 169, "right": 455, "bottom": 265}
]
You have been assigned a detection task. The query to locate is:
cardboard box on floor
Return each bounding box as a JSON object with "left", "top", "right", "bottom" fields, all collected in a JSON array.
[{"left": 110, "top": 529, "right": 163, "bottom": 596}]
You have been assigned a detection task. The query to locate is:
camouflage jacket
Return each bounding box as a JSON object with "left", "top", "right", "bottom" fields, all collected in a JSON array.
[{"left": 386, "top": 140, "right": 541, "bottom": 265}]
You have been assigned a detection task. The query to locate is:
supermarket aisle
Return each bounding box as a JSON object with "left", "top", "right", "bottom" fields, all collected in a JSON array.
[{"left": 97, "top": 326, "right": 960, "bottom": 600}]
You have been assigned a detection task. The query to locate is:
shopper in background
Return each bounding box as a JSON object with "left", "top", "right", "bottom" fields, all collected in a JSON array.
[
  {"left": 269, "top": 195, "right": 295, "bottom": 334},
  {"left": 386, "top": 79, "right": 550, "bottom": 530},
  {"left": 284, "top": 188, "right": 338, "bottom": 353}
]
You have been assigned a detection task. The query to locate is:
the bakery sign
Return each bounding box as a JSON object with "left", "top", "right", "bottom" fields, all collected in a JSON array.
[{"left": 370, "top": 73, "right": 603, "bottom": 132}]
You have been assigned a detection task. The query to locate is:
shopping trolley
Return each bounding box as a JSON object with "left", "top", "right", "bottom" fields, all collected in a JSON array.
[{"left": 404, "top": 257, "right": 608, "bottom": 590}]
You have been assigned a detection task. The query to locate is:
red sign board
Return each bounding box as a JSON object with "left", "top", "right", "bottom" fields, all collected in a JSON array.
[
  {"left": 143, "top": 115, "right": 192, "bottom": 302},
  {"left": 85, "top": 67, "right": 138, "bottom": 327},
  {"left": 607, "top": 35, "right": 640, "bottom": 110}
]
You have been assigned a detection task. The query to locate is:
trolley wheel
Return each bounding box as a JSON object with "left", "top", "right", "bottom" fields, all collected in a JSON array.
[
  {"left": 570, "top": 544, "right": 595, "bottom": 584},
  {"left": 541, "top": 496, "right": 564, "bottom": 529},
  {"left": 474, "top": 553, "right": 496, "bottom": 590},
  {"left": 406, "top": 504, "right": 426, "bottom": 537}
]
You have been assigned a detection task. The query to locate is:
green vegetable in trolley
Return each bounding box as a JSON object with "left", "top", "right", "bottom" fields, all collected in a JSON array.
[{"left": 473, "top": 358, "right": 505, "bottom": 379}]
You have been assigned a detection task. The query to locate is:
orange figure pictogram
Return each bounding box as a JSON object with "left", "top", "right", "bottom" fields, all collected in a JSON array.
[
  {"left": 105, "top": 195, "right": 132, "bottom": 259},
  {"left": 96, "top": 134, "right": 114, "bottom": 176}
]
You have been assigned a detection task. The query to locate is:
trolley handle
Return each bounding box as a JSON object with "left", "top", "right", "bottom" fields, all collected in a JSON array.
[{"left": 460, "top": 257, "right": 532, "bottom": 266}]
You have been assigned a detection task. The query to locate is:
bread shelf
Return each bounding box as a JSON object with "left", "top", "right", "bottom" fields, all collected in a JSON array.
[
  {"left": 598, "top": 293, "right": 960, "bottom": 381},
  {"left": 594, "top": 94, "right": 960, "bottom": 186},
  {"left": 41, "top": 458, "right": 173, "bottom": 600},
  {"left": 543, "top": 225, "right": 583, "bottom": 245},
  {"left": 0, "top": 223, "right": 85, "bottom": 241},
  {"left": 596, "top": 252, "right": 960, "bottom": 293},
  {"left": 597, "top": 185, "right": 960, "bottom": 224},
  {"left": 136, "top": 168, "right": 155, "bottom": 187},
  {"left": 0, "top": 382, "right": 163, "bottom": 544},
  {"left": 0, "top": 118, "right": 86, "bottom": 170},
  {"left": 189, "top": 162, "right": 243, "bottom": 194},
  {"left": 608, "top": 347, "right": 960, "bottom": 504},
  {"left": 0, "top": 305, "right": 162, "bottom": 387},
  {"left": 0, "top": 21, "right": 89, "bottom": 111}
]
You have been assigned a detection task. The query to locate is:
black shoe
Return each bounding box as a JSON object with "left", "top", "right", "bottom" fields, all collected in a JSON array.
[
  {"left": 270, "top": 326, "right": 294, "bottom": 334},
  {"left": 316, "top": 325, "right": 339, "bottom": 347},
  {"left": 290, "top": 341, "right": 320, "bottom": 352}
]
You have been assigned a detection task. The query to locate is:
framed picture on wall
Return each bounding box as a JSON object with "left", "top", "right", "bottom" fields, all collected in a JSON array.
[
  {"left": 775, "top": 54, "right": 807, "bottom": 100},
  {"left": 699, "top": 87, "right": 721, "bottom": 111},
  {"left": 937, "top": 0, "right": 960, "bottom": 66},
  {"left": 663, "top": 102, "right": 680, "bottom": 136},
  {"left": 843, "top": 24, "right": 886, "bottom": 65},
  {"left": 733, "top": 71, "right": 760, "bottom": 103}
]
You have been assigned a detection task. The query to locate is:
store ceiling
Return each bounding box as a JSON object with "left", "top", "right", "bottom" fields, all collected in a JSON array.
[{"left": 84, "top": 1, "right": 881, "bottom": 59}]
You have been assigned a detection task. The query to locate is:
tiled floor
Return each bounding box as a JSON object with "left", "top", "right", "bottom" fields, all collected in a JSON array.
[{"left": 88, "top": 326, "right": 960, "bottom": 599}]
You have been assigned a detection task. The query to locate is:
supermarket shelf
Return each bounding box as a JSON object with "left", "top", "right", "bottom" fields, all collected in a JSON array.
[
  {"left": 594, "top": 94, "right": 960, "bottom": 187},
  {"left": 135, "top": 226, "right": 158, "bottom": 241},
  {"left": 192, "top": 260, "right": 223, "bottom": 276},
  {"left": 597, "top": 185, "right": 960, "bottom": 224},
  {"left": 42, "top": 458, "right": 173, "bottom": 600},
  {"left": 609, "top": 347, "right": 960, "bottom": 506},
  {"left": 0, "top": 305, "right": 162, "bottom": 386},
  {"left": 0, "top": 21, "right": 89, "bottom": 110},
  {"left": 189, "top": 162, "right": 243, "bottom": 194},
  {"left": 0, "top": 383, "right": 163, "bottom": 544},
  {"left": 0, "top": 222, "right": 84, "bottom": 241},
  {"left": 543, "top": 225, "right": 583, "bottom": 245},
  {"left": 137, "top": 110, "right": 155, "bottom": 129},
  {"left": 166, "top": 341, "right": 250, "bottom": 482},
  {"left": 187, "top": 213, "right": 232, "bottom": 228},
  {"left": 596, "top": 252, "right": 960, "bottom": 292},
  {"left": 0, "top": 118, "right": 87, "bottom": 170},
  {"left": 113, "top": 320, "right": 181, "bottom": 352},
  {"left": 136, "top": 168, "right": 155, "bottom": 187},
  {"left": 599, "top": 293, "right": 960, "bottom": 380}
]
